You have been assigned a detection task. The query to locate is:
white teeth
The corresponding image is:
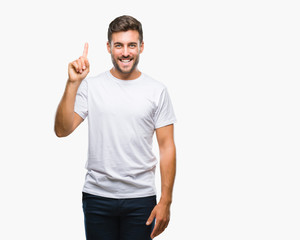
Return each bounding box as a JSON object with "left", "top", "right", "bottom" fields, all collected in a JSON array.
[{"left": 121, "top": 59, "right": 131, "bottom": 62}]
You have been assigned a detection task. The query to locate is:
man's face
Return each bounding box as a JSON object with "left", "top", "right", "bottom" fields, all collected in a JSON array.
[{"left": 107, "top": 30, "right": 144, "bottom": 75}]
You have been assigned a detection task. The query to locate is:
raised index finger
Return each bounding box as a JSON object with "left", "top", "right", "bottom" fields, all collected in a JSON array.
[{"left": 82, "top": 42, "right": 88, "bottom": 58}]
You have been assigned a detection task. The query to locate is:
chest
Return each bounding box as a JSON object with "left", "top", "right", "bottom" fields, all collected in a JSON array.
[{"left": 88, "top": 84, "right": 157, "bottom": 122}]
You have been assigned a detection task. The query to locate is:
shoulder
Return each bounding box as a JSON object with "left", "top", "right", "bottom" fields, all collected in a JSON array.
[
  {"left": 142, "top": 73, "right": 167, "bottom": 91},
  {"left": 84, "top": 71, "right": 107, "bottom": 85}
]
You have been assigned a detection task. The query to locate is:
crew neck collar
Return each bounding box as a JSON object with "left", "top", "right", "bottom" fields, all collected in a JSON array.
[{"left": 106, "top": 70, "right": 144, "bottom": 84}]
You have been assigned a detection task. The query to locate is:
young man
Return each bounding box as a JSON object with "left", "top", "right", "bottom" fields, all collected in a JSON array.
[{"left": 54, "top": 15, "right": 177, "bottom": 240}]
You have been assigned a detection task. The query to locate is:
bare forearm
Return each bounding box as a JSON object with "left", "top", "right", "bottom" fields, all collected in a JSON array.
[
  {"left": 54, "top": 80, "right": 80, "bottom": 137},
  {"left": 159, "top": 143, "right": 176, "bottom": 205}
]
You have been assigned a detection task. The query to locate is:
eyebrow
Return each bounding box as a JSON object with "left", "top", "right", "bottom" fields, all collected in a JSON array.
[{"left": 113, "top": 42, "right": 138, "bottom": 46}]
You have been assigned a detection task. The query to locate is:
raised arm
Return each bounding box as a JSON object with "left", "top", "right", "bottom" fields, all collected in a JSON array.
[{"left": 54, "top": 43, "right": 90, "bottom": 137}]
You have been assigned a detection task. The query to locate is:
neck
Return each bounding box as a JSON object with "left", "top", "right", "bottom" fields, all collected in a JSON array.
[{"left": 110, "top": 68, "right": 141, "bottom": 80}]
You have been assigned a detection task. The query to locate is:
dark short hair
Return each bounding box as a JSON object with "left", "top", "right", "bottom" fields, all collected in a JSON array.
[{"left": 108, "top": 15, "right": 143, "bottom": 44}]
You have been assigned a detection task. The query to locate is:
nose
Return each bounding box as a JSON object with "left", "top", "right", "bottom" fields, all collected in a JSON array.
[{"left": 122, "top": 46, "right": 129, "bottom": 57}]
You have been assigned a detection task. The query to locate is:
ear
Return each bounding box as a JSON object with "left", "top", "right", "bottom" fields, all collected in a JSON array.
[
  {"left": 107, "top": 41, "right": 112, "bottom": 54},
  {"left": 139, "top": 41, "right": 144, "bottom": 54}
]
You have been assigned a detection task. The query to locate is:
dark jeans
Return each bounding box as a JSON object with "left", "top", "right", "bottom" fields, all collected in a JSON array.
[{"left": 82, "top": 192, "right": 156, "bottom": 240}]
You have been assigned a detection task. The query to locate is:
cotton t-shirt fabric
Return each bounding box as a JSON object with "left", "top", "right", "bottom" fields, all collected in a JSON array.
[{"left": 74, "top": 71, "right": 177, "bottom": 198}]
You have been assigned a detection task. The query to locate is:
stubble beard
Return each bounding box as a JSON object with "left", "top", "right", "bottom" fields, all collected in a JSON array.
[{"left": 111, "top": 53, "right": 140, "bottom": 75}]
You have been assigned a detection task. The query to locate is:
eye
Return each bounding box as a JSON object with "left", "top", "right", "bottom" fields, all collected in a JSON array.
[
  {"left": 115, "top": 44, "right": 122, "bottom": 48},
  {"left": 129, "top": 44, "right": 137, "bottom": 48}
]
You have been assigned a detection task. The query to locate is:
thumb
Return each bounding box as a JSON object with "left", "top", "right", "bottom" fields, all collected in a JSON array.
[{"left": 146, "top": 208, "right": 156, "bottom": 225}]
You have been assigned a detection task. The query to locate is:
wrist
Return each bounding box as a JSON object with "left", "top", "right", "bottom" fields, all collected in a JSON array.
[
  {"left": 159, "top": 196, "right": 172, "bottom": 206},
  {"left": 67, "top": 78, "right": 81, "bottom": 86}
]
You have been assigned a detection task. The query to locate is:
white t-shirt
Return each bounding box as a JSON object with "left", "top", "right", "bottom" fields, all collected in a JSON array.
[{"left": 74, "top": 70, "right": 177, "bottom": 198}]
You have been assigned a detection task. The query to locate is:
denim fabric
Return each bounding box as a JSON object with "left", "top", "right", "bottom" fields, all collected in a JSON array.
[{"left": 82, "top": 192, "right": 156, "bottom": 240}]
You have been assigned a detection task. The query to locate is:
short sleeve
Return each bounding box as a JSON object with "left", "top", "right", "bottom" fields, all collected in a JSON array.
[
  {"left": 74, "top": 79, "right": 88, "bottom": 120},
  {"left": 154, "top": 88, "right": 177, "bottom": 129}
]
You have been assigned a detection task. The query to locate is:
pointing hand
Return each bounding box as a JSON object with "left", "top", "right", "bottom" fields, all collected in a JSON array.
[{"left": 68, "top": 43, "right": 90, "bottom": 83}]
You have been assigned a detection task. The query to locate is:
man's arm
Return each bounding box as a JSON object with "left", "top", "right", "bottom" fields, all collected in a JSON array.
[
  {"left": 54, "top": 43, "right": 90, "bottom": 137},
  {"left": 54, "top": 83, "right": 84, "bottom": 137},
  {"left": 146, "top": 124, "right": 176, "bottom": 239}
]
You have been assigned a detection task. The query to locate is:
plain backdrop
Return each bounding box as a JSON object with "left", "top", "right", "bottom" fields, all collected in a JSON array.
[{"left": 0, "top": 0, "right": 299, "bottom": 239}]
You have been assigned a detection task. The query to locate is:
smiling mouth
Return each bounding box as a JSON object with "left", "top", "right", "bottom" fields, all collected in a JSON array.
[{"left": 119, "top": 58, "right": 133, "bottom": 63}]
